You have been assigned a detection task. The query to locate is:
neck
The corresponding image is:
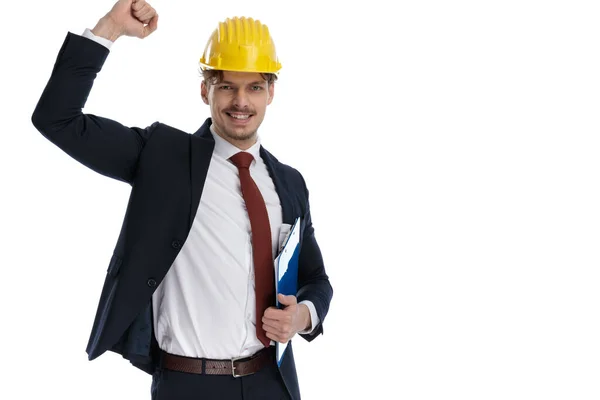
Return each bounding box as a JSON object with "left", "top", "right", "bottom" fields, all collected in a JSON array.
[{"left": 226, "top": 136, "right": 256, "bottom": 150}]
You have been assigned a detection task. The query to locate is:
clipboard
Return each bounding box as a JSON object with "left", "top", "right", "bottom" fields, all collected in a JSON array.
[{"left": 274, "top": 216, "right": 301, "bottom": 366}]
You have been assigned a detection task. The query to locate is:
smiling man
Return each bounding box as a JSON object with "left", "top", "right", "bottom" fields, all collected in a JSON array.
[{"left": 31, "top": 1, "right": 333, "bottom": 399}]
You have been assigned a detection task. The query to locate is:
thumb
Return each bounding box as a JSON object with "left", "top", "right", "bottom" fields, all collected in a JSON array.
[{"left": 278, "top": 293, "right": 297, "bottom": 306}]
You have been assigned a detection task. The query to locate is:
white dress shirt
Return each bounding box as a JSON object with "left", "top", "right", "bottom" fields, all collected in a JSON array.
[{"left": 80, "top": 28, "right": 319, "bottom": 359}]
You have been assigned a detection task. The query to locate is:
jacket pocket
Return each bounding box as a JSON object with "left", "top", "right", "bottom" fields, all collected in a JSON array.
[{"left": 107, "top": 254, "right": 123, "bottom": 278}]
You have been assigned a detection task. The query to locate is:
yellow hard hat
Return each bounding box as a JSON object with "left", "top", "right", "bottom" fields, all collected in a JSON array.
[{"left": 199, "top": 16, "right": 282, "bottom": 74}]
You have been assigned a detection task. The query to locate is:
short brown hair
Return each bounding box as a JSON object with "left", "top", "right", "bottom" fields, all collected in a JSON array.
[{"left": 199, "top": 68, "right": 278, "bottom": 86}]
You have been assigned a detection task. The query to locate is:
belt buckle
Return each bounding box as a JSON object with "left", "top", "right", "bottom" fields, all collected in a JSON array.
[{"left": 231, "top": 355, "right": 252, "bottom": 378}]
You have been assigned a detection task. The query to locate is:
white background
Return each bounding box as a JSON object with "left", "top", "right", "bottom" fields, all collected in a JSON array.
[{"left": 1, "top": 0, "right": 600, "bottom": 399}]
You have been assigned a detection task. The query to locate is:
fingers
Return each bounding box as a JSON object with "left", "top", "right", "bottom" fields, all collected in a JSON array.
[
  {"left": 143, "top": 13, "right": 159, "bottom": 36},
  {"left": 262, "top": 312, "right": 294, "bottom": 340},
  {"left": 262, "top": 319, "right": 278, "bottom": 332},
  {"left": 266, "top": 331, "right": 290, "bottom": 344},
  {"left": 263, "top": 307, "right": 293, "bottom": 321},
  {"left": 263, "top": 317, "right": 287, "bottom": 331},
  {"left": 138, "top": 8, "right": 155, "bottom": 23},
  {"left": 131, "top": 0, "right": 146, "bottom": 12},
  {"left": 132, "top": 0, "right": 156, "bottom": 23},
  {"left": 263, "top": 319, "right": 294, "bottom": 343}
]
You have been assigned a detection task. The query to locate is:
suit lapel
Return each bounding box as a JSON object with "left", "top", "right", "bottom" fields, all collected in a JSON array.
[{"left": 260, "top": 146, "right": 296, "bottom": 225}]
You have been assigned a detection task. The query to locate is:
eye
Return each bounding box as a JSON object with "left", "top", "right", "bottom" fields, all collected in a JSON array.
[
  {"left": 251, "top": 85, "right": 264, "bottom": 91},
  {"left": 219, "top": 85, "right": 232, "bottom": 90}
]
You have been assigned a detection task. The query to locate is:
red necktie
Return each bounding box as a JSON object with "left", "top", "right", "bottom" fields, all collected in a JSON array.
[{"left": 230, "top": 151, "right": 274, "bottom": 347}]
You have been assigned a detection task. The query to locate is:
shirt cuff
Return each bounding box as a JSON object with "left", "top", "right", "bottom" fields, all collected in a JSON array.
[
  {"left": 298, "top": 300, "right": 320, "bottom": 335},
  {"left": 81, "top": 28, "right": 113, "bottom": 50}
]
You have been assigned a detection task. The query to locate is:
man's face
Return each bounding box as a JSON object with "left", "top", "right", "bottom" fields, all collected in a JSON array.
[{"left": 201, "top": 70, "right": 274, "bottom": 148}]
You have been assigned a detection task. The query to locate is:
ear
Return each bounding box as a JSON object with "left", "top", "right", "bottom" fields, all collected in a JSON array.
[
  {"left": 200, "top": 81, "right": 209, "bottom": 105},
  {"left": 267, "top": 83, "right": 275, "bottom": 105}
]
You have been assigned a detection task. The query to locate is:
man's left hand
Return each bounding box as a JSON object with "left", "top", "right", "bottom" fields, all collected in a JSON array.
[{"left": 262, "top": 294, "right": 311, "bottom": 343}]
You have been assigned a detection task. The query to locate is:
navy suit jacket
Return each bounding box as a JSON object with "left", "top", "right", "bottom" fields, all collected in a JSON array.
[{"left": 31, "top": 32, "right": 333, "bottom": 400}]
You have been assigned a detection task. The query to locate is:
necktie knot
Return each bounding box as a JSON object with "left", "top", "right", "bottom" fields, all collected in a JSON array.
[{"left": 230, "top": 152, "right": 254, "bottom": 169}]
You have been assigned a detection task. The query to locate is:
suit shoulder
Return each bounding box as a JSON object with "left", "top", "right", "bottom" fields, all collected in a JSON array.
[
  {"left": 146, "top": 122, "right": 192, "bottom": 139},
  {"left": 281, "top": 163, "right": 305, "bottom": 185},
  {"left": 261, "top": 149, "right": 303, "bottom": 181},
  {"left": 151, "top": 121, "right": 182, "bottom": 134},
  {"left": 269, "top": 155, "right": 308, "bottom": 193}
]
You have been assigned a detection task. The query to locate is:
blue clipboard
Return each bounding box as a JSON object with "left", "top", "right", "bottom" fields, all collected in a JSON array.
[{"left": 274, "top": 217, "right": 301, "bottom": 366}]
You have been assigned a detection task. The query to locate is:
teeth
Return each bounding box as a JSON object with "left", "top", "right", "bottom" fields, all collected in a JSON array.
[{"left": 229, "top": 114, "right": 250, "bottom": 120}]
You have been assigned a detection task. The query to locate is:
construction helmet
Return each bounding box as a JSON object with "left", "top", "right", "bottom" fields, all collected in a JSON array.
[{"left": 199, "top": 16, "right": 282, "bottom": 74}]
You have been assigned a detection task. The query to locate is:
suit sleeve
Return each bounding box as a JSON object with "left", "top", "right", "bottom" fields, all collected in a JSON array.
[
  {"left": 31, "top": 32, "right": 158, "bottom": 185},
  {"left": 295, "top": 173, "right": 334, "bottom": 342}
]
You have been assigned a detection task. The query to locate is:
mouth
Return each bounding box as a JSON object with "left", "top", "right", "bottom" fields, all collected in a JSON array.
[{"left": 226, "top": 112, "right": 253, "bottom": 124}]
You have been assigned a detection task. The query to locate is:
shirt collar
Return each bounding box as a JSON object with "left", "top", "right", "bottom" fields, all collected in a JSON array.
[{"left": 209, "top": 124, "right": 262, "bottom": 163}]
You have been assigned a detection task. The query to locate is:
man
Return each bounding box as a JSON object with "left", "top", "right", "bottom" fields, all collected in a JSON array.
[{"left": 31, "top": 0, "right": 333, "bottom": 399}]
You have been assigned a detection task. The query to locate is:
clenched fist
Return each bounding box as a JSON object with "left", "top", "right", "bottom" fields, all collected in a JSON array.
[{"left": 92, "top": 0, "right": 158, "bottom": 41}]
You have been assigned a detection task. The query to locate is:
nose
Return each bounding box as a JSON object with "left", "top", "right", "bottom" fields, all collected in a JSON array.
[{"left": 232, "top": 88, "right": 250, "bottom": 109}]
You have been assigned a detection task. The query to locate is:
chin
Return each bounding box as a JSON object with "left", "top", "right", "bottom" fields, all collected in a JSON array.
[{"left": 225, "top": 127, "right": 256, "bottom": 141}]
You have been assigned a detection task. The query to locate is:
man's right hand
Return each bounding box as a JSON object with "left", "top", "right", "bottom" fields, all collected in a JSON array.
[{"left": 92, "top": 0, "right": 159, "bottom": 42}]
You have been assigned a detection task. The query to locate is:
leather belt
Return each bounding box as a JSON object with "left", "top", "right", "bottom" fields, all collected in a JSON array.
[{"left": 160, "top": 347, "right": 275, "bottom": 378}]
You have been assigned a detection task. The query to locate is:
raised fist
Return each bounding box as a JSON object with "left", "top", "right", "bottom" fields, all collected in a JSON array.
[{"left": 104, "top": 0, "right": 159, "bottom": 39}]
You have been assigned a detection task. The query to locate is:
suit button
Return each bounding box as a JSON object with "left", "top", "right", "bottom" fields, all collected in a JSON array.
[
  {"left": 172, "top": 240, "right": 182, "bottom": 249},
  {"left": 147, "top": 278, "right": 157, "bottom": 288}
]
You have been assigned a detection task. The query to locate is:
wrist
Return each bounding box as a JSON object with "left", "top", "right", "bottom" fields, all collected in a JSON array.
[{"left": 91, "top": 15, "right": 123, "bottom": 42}]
